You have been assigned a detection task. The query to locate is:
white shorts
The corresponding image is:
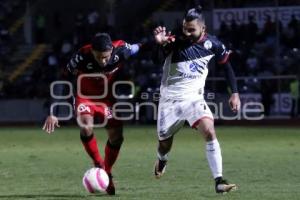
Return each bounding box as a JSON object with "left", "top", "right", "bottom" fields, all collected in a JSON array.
[{"left": 157, "top": 97, "right": 214, "bottom": 141}]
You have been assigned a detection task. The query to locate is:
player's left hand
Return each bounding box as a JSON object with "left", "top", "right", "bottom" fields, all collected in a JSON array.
[
  {"left": 229, "top": 93, "right": 241, "bottom": 112},
  {"left": 42, "top": 115, "right": 60, "bottom": 134}
]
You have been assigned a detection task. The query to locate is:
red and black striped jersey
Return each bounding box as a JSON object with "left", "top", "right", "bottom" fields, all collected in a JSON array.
[{"left": 65, "top": 40, "right": 134, "bottom": 100}]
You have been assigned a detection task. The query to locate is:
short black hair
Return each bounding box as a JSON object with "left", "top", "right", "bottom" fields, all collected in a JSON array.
[
  {"left": 91, "top": 33, "right": 113, "bottom": 52},
  {"left": 184, "top": 5, "right": 205, "bottom": 23}
]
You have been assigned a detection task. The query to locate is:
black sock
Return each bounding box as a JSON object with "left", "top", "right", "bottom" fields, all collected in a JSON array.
[
  {"left": 215, "top": 177, "right": 223, "bottom": 184},
  {"left": 80, "top": 134, "right": 94, "bottom": 142}
]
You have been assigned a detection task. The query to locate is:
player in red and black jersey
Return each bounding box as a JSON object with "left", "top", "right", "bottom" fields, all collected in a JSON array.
[{"left": 42, "top": 33, "right": 142, "bottom": 195}]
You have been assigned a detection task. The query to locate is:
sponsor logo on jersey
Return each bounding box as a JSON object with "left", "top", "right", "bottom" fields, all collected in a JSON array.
[
  {"left": 86, "top": 63, "right": 93, "bottom": 69},
  {"left": 77, "top": 104, "right": 91, "bottom": 113},
  {"left": 189, "top": 62, "right": 204, "bottom": 73},
  {"left": 178, "top": 72, "right": 201, "bottom": 79}
]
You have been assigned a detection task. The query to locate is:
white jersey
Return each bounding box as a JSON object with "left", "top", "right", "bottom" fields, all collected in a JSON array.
[
  {"left": 159, "top": 33, "right": 230, "bottom": 100},
  {"left": 160, "top": 53, "right": 214, "bottom": 100}
]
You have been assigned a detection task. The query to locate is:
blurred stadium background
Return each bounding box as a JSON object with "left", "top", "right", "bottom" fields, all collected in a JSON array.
[
  {"left": 0, "top": 1, "right": 300, "bottom": 199},
  {"left": 0, "top": 0, "right": 300, "bottom": 125}
]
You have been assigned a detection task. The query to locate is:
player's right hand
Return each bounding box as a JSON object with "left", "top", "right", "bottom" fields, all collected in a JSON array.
[
  {"left": 153, "top": 26, "right": 175, "bottom": 45},
  {"left": 229, "top": 93, "right": 241, "bottom": 113},
  {"left": 42, "top": 115, "right": 60, "bottom": 134}
]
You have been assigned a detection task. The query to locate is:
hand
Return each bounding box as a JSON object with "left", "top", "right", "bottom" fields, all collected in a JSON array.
[
  {"left": 42, "top": 115, "right": 60, "bottom": 134},
  {"left": 229, "top": 93, "right": 241, "bottom": 112},
  {"left": 153, "top": 26, "right": 175, "bottom": 45}
]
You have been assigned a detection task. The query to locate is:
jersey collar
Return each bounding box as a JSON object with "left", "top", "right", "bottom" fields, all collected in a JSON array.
[{"left": 197, "top": 32, "right": 207, "bottom": 43}]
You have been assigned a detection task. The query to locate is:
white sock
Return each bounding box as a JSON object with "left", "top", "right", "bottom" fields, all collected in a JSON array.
[
  {"left": 206, "top": 139, "right": 222, "bottom": 179},
  {"left": 157, "top": 151, "right": 168, "bottom": 161}
]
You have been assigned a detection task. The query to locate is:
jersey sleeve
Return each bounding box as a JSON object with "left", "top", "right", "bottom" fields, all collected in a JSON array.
[
  {"left": 152, "top": 39, "right": 176, "bottom": 65},
  {"left": 212, "top": 38, "right": 231, "bottom": 64},
  {"left": 66, "top": 50, "right": 85, "bottom": 75},
  {"left": 113, "top": 40, "right": 140, "bottom": 60}
]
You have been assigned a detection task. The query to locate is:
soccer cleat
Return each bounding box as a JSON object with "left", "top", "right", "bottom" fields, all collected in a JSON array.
[
  {"left": 106, "top": 173, "right": 115, "bottom": 195},
  {"left": 215, "top": 177, "right": 237, "bottom": 193},
  {"left": 154, "top": 159, "right": 167, "bottom": 178}
]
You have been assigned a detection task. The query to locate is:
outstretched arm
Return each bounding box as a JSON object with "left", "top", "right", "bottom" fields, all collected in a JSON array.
[
  {"left": 152, "top": 26, "right": 176, "bottom": 64},
  {"left": 42, "top": 50, "right": 79, "bottom": 134},
  {"left": 121, "top": 38, "right": 156, "bottom": 58},
  {"left": 42, "top": 82, "right": 64, "bottom": 134},
  {"left": 128, "top": 43, "right": 140, "bottom": 56},
  {"left": 117, "top": 42, "right": 144, "bottom": 59}
]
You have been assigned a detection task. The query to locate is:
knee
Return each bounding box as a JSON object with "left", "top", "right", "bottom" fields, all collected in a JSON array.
[
  {"left": 107, "top": 126, "right": 123, "bottom": 146},
  {"left": 202, "top": 127, "right": 216, "bottom": 141},
  {"left": 80, "top": 126, "right": 94, "bottom": 136},
  {"left": 109, "top": 135, "right": 124, "bottom": 146}
]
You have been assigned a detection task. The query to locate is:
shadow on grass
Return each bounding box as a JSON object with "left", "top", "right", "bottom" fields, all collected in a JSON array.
[{"left": 0, "top": 193, "right": 109, "bottom": 199}]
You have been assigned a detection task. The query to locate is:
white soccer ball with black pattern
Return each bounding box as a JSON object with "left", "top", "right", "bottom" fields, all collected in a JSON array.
[{"left": 82, "top": 168, "right": 109, "bottom": 193}]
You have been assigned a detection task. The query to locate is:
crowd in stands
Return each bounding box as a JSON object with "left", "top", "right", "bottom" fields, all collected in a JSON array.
[
  {"left": 216, "top": 14, "right": 300, "bottom": 116},
  {"left": 1, "top": 0, "right": 300, "bottom": 116},
  {"left": 0, "top": 0, "right": 26, "bottom": 97},
  {"left": 213, "top": 0, "right": 300, "bottom": 8},
  {"left": 216, "top": 14, "right": 300, "bottom": 91}
]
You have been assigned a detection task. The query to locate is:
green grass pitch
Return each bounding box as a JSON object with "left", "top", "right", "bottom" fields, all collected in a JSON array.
[{"left": 0, "top": 126, "right": 299, "bottom": 200}]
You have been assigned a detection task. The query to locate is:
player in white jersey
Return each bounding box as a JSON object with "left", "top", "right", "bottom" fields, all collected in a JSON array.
[{"left": 153, "top": 6, "right": 240, "bottom": 193}]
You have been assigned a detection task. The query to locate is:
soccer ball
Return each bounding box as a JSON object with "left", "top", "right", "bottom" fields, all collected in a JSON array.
[{"left": 82, "top": 168, "right": 109, "bottom": 193}]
